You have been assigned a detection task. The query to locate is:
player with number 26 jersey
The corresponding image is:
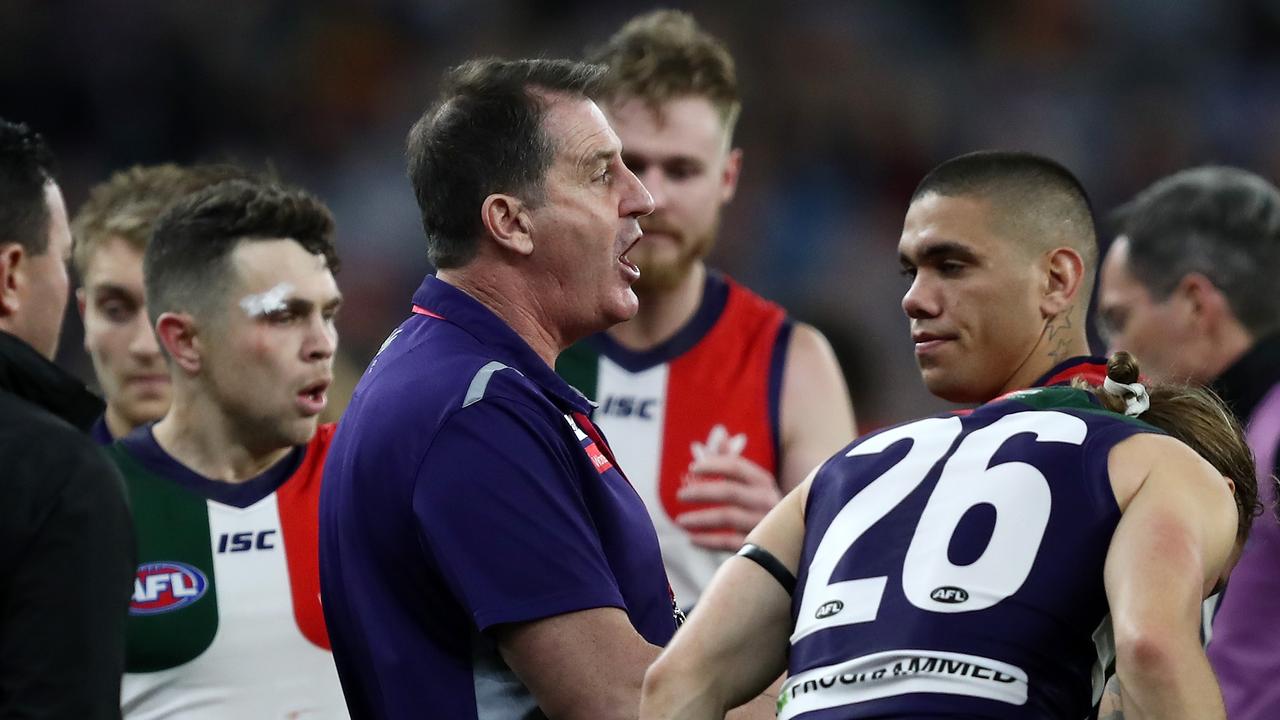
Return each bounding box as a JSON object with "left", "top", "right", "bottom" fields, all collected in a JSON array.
[{"left": 782, "top": 387, "right": 1156, "bottom": 719}]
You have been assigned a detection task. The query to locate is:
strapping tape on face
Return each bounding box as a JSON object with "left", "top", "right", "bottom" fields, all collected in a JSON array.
[{"left": 239, "top": 282, "right": 294, "bottom": 318}]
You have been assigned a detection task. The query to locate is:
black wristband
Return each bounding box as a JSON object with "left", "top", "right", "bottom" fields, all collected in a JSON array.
[{"left": 736, "top": 543, "right": 796, "bottom": 596}]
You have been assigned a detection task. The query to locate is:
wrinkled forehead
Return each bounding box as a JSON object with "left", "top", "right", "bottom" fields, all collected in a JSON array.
[{"left": 538, "top": 92, "right": 621, "bottom": 165}]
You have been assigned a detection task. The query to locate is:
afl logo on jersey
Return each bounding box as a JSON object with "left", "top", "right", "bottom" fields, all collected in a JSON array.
[
  {"left": 815, "top": 600, "right": 844, "bottom": 619},
  {"left": 130, "top": 561, "right": 209, "bottom": 616},
  {"left": 931, "top": 586, "right": 969, "bottom": 604}
]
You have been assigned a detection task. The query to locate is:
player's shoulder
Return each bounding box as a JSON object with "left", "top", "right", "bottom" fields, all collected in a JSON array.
[{"left": 1107, "top": 431, "right": 1221, "bottom": 509}]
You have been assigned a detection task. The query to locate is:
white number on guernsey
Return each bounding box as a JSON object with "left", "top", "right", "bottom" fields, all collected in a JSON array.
[{"left": 791, "top": 411, "right": 1087, "bottom": 643}]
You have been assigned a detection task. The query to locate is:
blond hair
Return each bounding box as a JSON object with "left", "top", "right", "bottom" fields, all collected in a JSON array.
[
  {"left": 588, "top": 10, "right": 741, "bottom": 140},
  {"left": 72, "top": 163, "right": 257, "bottom": 278}
]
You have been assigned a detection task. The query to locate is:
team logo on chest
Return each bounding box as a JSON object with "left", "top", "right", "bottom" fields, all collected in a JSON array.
[
  {"left": 689, "top": 424, "right": 748, "bottom": 465},
  {"left": 130, "top": 561, "right": 209, "bottom": 616},
  {"left": 600, "top": 394, "right": 659, "bottom": 419}
]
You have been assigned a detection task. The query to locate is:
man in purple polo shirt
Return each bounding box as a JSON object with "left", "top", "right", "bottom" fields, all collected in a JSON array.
[{"left": 319, "top": 58, "right": 682, "bottom": 720}]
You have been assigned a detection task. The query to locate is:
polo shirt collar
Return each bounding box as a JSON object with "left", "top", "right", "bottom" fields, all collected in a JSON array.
[{"left": 412, "top": 275, "right": 593, "bottom": 414}]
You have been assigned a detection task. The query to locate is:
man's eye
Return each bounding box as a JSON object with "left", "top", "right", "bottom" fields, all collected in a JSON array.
[
  {"left": 100, "top": 300, "right": 134, "bottom": 323},
  {"left": 266, "top": 310, "right": 296, "bottom": 324},
  {"left": 899, "top": 267, "right": 917, "bottom": 279},
  {"left": 666, "top": 164, "right": 698, "bottom": 181},
  {"left": 1106, "top": 313, "right": 1127, "bottom": 335},
  {"left": 939, "top": 261, "right": 965, "bottom": 275}
]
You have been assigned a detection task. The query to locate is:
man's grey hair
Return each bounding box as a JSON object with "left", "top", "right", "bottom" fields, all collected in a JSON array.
[{"left": 1111, "top": 166, "right": 1280, "bottom": 337}]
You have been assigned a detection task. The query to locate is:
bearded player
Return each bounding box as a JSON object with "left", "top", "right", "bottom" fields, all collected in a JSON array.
[
  {"left": 112, "top": 178, "right": 346, "bottom": 718},
  {"left": 557, "top": 10, "right": 856, "bottom": 609}
]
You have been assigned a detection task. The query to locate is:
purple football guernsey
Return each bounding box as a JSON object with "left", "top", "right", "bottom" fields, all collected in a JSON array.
[
  {"left": 781, "top": 387, "right": 1158, "bottom": 720},
  {"left": 319, "top": 275, "right": 678, "bottom": 720}
]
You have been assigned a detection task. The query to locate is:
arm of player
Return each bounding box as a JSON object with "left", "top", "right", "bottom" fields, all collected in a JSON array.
[
  {"left": 641, "top": 476, "right": 810, "bottom": 720},
  {"left": 495, "top": 608, "right": 661, "bottom": 720},
  {"left": 676, "top": 324, "right": 855, "bottom": 551},
  {"left": 1103, "top": 433, "right": 1239, "bottom": 720}
]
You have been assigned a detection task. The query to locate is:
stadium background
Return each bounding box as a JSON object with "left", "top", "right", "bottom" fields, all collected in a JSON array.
[{"left": 5, "top": 0, "right": 1280, "bottom": 428}]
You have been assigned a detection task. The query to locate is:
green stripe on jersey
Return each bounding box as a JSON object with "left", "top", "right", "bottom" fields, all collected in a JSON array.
[
  {"left": 557, "top": 341, "right": 601, "bottom": 401},
  {"left": 110, "top": 446, "right": 220, "bottom": 672},
  {"left": 1006, "top": 387, "right": 1158, "bottom": 431}
]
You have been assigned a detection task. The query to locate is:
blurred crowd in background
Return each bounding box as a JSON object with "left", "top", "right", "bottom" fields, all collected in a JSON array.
[{"left": 8, "top": 0, "right": 1280, "bottom": 427}]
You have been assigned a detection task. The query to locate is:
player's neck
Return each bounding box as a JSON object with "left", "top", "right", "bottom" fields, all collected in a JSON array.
[
  {"left": 1000, "top": 312, "right": 1092, "bottom": 396},
  {"left": 607, "top": 263, "right": 706, "bottom": 351},
  {"left": 152, "top": 391, "right": 293, "bottom": 484},
  {"left": 103, "top": 404, "right": 137, "bottom": 440}
]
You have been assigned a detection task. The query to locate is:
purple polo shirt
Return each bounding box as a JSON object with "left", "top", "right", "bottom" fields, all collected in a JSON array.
[{"left": 319, "top": 275, "right": 677, "bottom": 720}]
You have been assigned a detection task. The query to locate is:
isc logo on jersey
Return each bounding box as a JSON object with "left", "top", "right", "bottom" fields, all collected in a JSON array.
[
  {"left": 130, "top": 561, "right": 209, "bottom": 616},
  {"left": 600, "top": 395, "right": 658, "bottom": 419}
]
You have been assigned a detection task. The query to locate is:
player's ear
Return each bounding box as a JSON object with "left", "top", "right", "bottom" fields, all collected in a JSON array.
[
  {"left": 1041, "top": 246, "right": 1085, "bottom": 317},
  {"left": 155, "top": 311, "right": 201, "bottom": 374},
  {"left": 481, "top": 193, "right": 534, "bottom": 257},
  {"left": 720, "top": 147, "right": 743, "bottom": 203}
]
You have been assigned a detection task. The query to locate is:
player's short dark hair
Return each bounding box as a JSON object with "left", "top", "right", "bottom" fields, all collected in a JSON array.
[
  {"left": 145, "top": 179, "right": 338, "bottom": 326},
  {"left": 406, "top": 57, "right": 606, "bottom": 269},
  {"left": 1110, "top": 166, "right": 1280, "bottom": 337},
  {"left": 912, "top": 150, "right": 1098, "bottom": 279},
  {"left": 0, "top": 119, "right": 56, "bottom": 256},
  {"left": 588, "top": 10, "right": 741, "bottom": 140}
]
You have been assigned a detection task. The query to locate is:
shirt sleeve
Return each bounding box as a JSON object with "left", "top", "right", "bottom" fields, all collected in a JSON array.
[{"left": 412, "top": 398, "right": 626, "bottom": 631}]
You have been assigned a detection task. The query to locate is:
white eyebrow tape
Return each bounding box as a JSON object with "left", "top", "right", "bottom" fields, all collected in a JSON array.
[{"left": 239, "top": 282, "right": 295, "bottom": 318}]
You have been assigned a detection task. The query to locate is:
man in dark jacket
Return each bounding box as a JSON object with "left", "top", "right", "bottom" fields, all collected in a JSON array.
[{"left": 0, "top": 118, "right": 135, "bottom": 719}]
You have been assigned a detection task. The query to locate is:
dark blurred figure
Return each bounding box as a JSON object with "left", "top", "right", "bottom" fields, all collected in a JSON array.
[
  {"left": 1097, "top": 166, "right": 1280, "bottom": 720},
  {"left": 0, "top": 118, "right": 134, "bottom": 718}
]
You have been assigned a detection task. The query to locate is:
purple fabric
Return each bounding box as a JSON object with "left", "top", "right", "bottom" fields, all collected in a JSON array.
[
  {"left": 318, "top": 276, "right": 677, "bottom": 720},
  {"left": 1207, "top": 382, "right": 1280, "bottom": 720}
]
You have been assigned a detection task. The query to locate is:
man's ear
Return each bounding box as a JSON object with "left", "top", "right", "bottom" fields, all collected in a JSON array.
[
  {"left": 0, "top": 243, "right": 26, "bottom": 317},
  {"left": 720, "top": 147, "right": 743, "bottom": 204},
  {"left": 1177, "top": 272, "right": 1232, "bottom": 332},
  {"left": 480, "top": 193, "right": 534, "bottom": 256},
  {"left": 155, "top": 311, "right": 201, "bottom": 374},
  {"left": 1041, "top": 246, "right": 1086, "bottom": 317}
]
